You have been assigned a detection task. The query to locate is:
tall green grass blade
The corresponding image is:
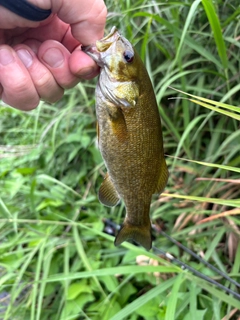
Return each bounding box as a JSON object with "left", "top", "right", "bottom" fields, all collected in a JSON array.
[
  {"left": 168, "top": 156, "right": 240, "bottom": 173},
  {"left": 165, "top": 273, "right": 184, "bottom": 320},
  {"left": 73, "top": 226, "right": 107, "bottom": 299},
  {"left": 220, "top": 83, "right": 240, "bottom": 104},
  {"left": 174, "top": 0, "right": 202, "bottom": 64},
  {"left": 170, "top": 87, "right": 240, "bottom": 113},
  {"left": 134, "top": 12, "right": 222, "bottom": 68},
  {"left": 204, "top": 229, "right": 226, "bottom": 261},
  {"left": 172, "top": 114, "right": 206, "bottom": 168},
  {"left": 31, "top": 240, "right": 45, "bottom": 320},
  {"left": 36, "top": 245, "right": 53, "bottom": 320},
  {"left": 161, "top": 193, "right": 240, "bottom": 207},
  {"left": 195, "top": 277, "right": 240, "bottom": 309},
  {"left": 202, "top": 0, "right": 228, "bottom": 69},
  {"left": 0, "top": 198, "right": 12, "bottom": 218},
  {"left": 169, "top": 87, "right": 240, "bottom": 120},
  {"left": 110, "top": 277, "right": 176, "bottom": 320},
  {"left": 44, "top": 266, "right": 178, "bottom": 283},
  {"left": 190, "top": 99, "right": 240, "bottom": 121},
  {"left": 37, "top": 174, "right": 82, "bottom": 197}
]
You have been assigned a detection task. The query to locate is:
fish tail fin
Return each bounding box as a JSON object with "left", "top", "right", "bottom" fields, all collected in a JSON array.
[{"left": 114, "top": 220, "right": 152, "bottom": 250}]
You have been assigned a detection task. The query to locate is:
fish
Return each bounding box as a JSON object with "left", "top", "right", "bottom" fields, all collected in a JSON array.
[{"left": 82, "top": 26, "right": 168, "bottom": 250}]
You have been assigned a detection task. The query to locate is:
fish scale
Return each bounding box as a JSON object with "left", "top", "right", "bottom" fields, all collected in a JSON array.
[{"left": 83, "top": 27, "right": 168, "bottom": 250}]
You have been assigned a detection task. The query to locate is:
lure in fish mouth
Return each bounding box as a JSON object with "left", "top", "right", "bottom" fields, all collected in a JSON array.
[{"left": 83, "top": 27, "right": 168, "bottom": 250}]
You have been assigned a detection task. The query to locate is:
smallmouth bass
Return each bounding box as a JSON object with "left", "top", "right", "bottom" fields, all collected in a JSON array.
[{"left": 83, "top": 27, "right": 168, "bottom": 250}]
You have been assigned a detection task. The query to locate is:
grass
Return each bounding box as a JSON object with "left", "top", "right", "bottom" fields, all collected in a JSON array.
[{"left": 0, "top": 0, "right": 240, "bottom": 319}]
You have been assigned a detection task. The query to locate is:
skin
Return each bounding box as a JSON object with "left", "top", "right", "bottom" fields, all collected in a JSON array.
[
  {"left": 84, "top": 28, "right": 168, "bottom": 250},
  {"left": 0, "top": 0, "right": 107, "bottom": 110}
]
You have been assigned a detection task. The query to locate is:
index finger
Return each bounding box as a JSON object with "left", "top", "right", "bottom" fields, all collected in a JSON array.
[
  {"left": 0, "top": 0, "right": 107, "bottom": 45},
  {"left": 50, "top": 0, "right": 107, "bottom": 45}
]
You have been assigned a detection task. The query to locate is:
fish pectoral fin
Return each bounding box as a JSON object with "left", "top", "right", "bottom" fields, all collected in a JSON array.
[
  {"left": 105, "top": 102, "right": 128, "bottom": 142},
  {"left": 98, "top": 173, "right": 120, "bottom": 207},
  {"left": 114, "top": 221, "right": 152, "bottom": 250},
  {"left": 155, "top": 162, "right": 169, "bottom": 194},
  {"left": 105, "top": 102, "right": 121, "bottom": 120}
]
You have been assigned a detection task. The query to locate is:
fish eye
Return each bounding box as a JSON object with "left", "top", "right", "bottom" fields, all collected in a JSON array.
[{"left": 123, "top": 50, "right": 134, "bottom": 63}]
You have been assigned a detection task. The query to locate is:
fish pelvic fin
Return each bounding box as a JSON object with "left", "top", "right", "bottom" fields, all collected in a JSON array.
[
  {"left": 114, "top": 221, "right": 152, "bottom": 250},
  {"left": 98, "top": 173, "right": 120, "bottom": 207}
]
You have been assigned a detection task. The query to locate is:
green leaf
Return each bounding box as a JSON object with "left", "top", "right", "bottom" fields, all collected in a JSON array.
[
  {"left": 63, "top": 293, "right": 94, "bottom": 317},
  {"left": 183, "top": 310, "right": 207, "bottom": 320},
  {"left": 136, "top": 296, "right": 164, "bottom": 318},
  {"left": 67, "top": 280, "right": 92, "bottom": 300},
  {"left": 36, "top": 199, "right": 64, "bottom": 211},
  {"left": 99, "top": 275, "right": 118, "bottom": 292},
  {"left": 118, "top": 282, "right": 137, "bottom": 305},
  {"left": 110, "top": 277, "right": 176, "bottom": 320}
]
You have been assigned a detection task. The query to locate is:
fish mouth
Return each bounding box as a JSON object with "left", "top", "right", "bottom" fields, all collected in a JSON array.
[
  {"left": 81, "top": 44, "right": 100, "bottom": 63},
  {"left": 96, "top": 26, "right": 119, "bottom": 48},
  {"left": 82, "top": 26, "right": 120, "bottom": 65}
]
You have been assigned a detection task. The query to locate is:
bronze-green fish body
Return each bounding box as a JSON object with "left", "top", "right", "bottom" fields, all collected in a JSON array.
[{"left": 83, "top": 27, "right": 168, "bottom": 250}]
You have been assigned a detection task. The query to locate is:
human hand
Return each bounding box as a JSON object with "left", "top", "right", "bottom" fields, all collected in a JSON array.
[{"left": 0, "top": 0, "right": 107, "bottom": 110}]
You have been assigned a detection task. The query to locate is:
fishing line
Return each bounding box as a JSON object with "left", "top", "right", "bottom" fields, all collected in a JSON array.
[
  {"left": 103, "top": 218, "right": 240, "bottom": 300},
  {"left": 157, "top": 229, "right": 240, "bottom": 289},
  {"left": 152, "top": 246, "right": 240, "bottom": 300}
]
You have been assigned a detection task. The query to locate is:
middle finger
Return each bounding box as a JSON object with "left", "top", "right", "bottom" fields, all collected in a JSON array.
[{"left": 14, "top": 43, "right": 64, "bottom": 103}]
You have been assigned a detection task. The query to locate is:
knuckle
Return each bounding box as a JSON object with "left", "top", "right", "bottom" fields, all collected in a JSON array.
[
  {"left": 34, "top": 69, "right": 52, "bottom": 89},
  {"left": 20, "top": 99, "right": 39, "bottom": 111},
  {"left": 3, "top": 94, "right": 39, "bottom": 110},
  {"left": 10, "top": 76, "right": 33, "bottom": 96},
  {"left": 14, "top": 83, "right": 29, "bottom": 96},
  {"left": 3, "top": 80, "right": 39, "bottom": 110},
  {"left": 32, "top": 70, "right": 64, "bottom": 102},
  {"left": 48, "top": 90, "right": 64, "bottom": 103}
]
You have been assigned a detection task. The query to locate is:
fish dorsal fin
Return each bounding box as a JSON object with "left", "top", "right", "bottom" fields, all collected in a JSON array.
[
  {"left": 155, "top": 162, "right": 169, "bottom": 194},
  {"left": 98, "top": 173, "right": 120, "bottom": 207}
]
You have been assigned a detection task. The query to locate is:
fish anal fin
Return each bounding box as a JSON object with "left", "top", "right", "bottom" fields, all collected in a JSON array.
[
  {"left": 98, "top": 173, "right": 120, "bottom": 207},
  {"left": 155, "top": 162, "right": 169, "bottom": 194},
  {"left": 114, "top": 221, "right": 152, "bottom": 250}
]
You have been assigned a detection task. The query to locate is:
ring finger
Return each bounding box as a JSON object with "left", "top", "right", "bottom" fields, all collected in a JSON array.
[
  {"left": 0, "top": 45, "right": 39, "bottom": 110},
  {"left": 14, "top": 43, "right": 64, "bottom": 104}
]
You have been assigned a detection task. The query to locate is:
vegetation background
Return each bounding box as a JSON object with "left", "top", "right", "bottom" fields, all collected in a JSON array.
[{"left": 0, "top": 0, "right": 240, "bottom": 319}]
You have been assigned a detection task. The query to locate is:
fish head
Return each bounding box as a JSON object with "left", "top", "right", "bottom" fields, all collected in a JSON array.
[{"left": 82, "top": 26, "right": 139, "bottom": 82}]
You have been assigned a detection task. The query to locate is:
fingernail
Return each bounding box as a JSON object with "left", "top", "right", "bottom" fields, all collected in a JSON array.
[
  {"left": 79, "top": 67, "right": 95, "bottom": 77},
  {"left": 42, "top": 48, "right": 64, "bottom": 68},
  {"left": 16, "top": 49, "right": 33, "bottom": 68},
  {"left": 0, "top": 48, "right": 14, "bottom": 66}
]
